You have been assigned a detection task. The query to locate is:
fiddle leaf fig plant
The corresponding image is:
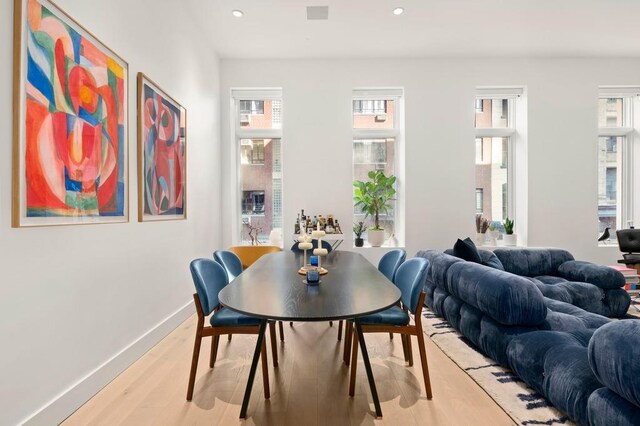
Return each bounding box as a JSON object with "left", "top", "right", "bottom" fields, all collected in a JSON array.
[{"left": 353, "top": 171, "right": 396, "bottom": 230}]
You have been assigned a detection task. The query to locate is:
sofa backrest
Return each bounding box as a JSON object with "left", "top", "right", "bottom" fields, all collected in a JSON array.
[
  {"left": 446, "top": 261, "right": 548, "bottom": 326},
  {"left": 493, "top": 248, "right": 574, "bottom": 277},
  {"left": 415, "top": 250, "right": 462, "bottom": 290}
]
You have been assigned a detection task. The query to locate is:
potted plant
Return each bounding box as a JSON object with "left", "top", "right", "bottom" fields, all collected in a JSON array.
[
  {"left": 503, "top": 217, "right": 517, "bottom": 246},
  {"left": 353, "top": 222, "right": 365, "bottom": 247},
  {"left": 475, "top": 214, "right": 489, "bottom": 245},
  {"left": 353, "top": 171, "right": 396, "bottom": 247}
]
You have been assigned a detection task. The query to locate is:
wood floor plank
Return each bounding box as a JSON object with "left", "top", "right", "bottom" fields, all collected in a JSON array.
[{"left": 63, "top": 315, "right": 515, "bottom": 426}]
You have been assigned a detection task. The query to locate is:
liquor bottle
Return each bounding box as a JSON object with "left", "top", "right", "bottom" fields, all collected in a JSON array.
[
  {"left": 334, "top": 219, "right": 342, "bottom": 234},
  {"left": 295, "top": 216, "right": 300, "bottom": 234},
  {"left": 312, "top": 215, "right": 318, "bottom": 228}
]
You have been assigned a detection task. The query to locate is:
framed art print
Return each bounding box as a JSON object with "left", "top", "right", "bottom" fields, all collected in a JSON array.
[
  {"left": 137, "top": 73, "right": 186, "bottom": 221},
  {"left": 12, "top": 0, "right": 128, "bottom": 227}
]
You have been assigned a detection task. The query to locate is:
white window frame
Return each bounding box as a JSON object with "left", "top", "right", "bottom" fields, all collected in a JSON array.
[
  {"left": 352, "top": 88, "right": 404, "bottom": 247},
  {"left": 474, "top": 87, "right": 523, "bottom": 226},
  {"left": 230, "top": 88, "right": 283, "bottom": 245},
  {"left": 598, "top": 87, "right": 639, "bottom": 242}
]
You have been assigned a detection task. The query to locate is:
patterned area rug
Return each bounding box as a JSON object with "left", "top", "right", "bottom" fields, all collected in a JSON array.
[
  {"left": 422, "top": 299, "right": 640, "bottom": 426},
  {"left": 421, "top": 308, "right": 574, "bottom": 426}
]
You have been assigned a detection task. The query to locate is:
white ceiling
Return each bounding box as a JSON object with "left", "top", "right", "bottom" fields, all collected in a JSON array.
[{"left": 190, "top": 0, "right": 640, "bottom": 58}]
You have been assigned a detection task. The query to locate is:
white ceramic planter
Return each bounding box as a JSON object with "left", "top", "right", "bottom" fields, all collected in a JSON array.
[
  {"left": 503, "top": 234, "right": 518, "bottom": 246},
  {"left": 368, "top": 229, "right": 386, "bottom": 247},
  {"left": 476, "top": 232, "right": 487, "bottom": 246}
]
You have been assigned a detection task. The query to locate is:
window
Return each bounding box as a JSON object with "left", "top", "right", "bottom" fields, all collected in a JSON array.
[
  {"left": 352, "top": 88, "right": 403, "bottom": 246},
  {"left": 475, "top": 189, "right": 484, "bottom": 214},
  {"left": 233, "top": 89, "right": 283, "bottom": 245},
  {"left": 597, "top": 88, "right": 639, "bottom": 244},
  {"left": 474, "top": 88, "right": 523, "bottom": 226}
]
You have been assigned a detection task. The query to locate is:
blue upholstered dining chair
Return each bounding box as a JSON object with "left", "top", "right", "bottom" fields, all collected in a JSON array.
[
  {"left": 214, "top": 249, "right": 286, "bottom": 344},
  {"left": 186, "top": 258, "right": 276, "bottom": 401},
  {"left": 346, "top": 257, "right": 433, "bottom": 399},
  {"left": 378, "top": 249, "right": 407, "bottom": 282}
]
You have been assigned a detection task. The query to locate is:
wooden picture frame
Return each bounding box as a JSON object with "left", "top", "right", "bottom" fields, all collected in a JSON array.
[
  {"left": 12, "top": 0, "right": 129, "bottom": 227},
  {"left": 137, "top": 73, "right": 187, "bottom": 221}
]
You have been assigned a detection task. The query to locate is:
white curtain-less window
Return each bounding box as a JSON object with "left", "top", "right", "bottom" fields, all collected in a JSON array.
[
  {"left": 597, "top": 87, "right": 639, "bottom": 244},
  {"left": 232, "top": 89, "right": 283, "bottom": 245}
]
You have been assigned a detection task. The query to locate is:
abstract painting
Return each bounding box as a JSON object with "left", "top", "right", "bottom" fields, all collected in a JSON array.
[
  {"left": 13, "top": 0, "right": 128, "bottom": 226},
  {"left": 137, "top": 74, "right": 186, "bottom": 221}
]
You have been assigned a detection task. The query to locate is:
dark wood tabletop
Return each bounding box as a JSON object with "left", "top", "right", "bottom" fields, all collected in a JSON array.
[{"left": 218, "top": 250, "right": 401, "bottom": 321}]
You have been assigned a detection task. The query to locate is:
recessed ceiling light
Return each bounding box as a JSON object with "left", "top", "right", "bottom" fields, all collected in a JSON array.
[
  {"left": 392, "top": 7, "right": 404, "bottom": 15},
  {"left": 232, "top": 10, "right": 244, "bottom": 18}
]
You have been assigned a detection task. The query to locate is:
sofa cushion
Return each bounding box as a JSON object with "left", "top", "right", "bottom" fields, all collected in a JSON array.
[
  {"left": 479, "top": 250, "right": 505, "bottom": 270},
  {"left": 544, "top": 298, "right": 611, "bottom": 329},
  {"left": 446, "top": 261, "right": 547, "bottom": 326},
  {"left": 416, "top": 250, "right": 462, "bottom": 290},
  {"left": 557, "top": 260, "right": 625, "bottom": 289},
  {"left": 588, "top": 388, "right": 640, "bottom": 426},
  {"left": 494, "top": 248, "right": 574, "bottom": 277},
  {"left": 589, "top": 320, "right": 640, "bottom": 409},
  {"left": 452, "top": 238, "right": 482, "bottom": 263}
]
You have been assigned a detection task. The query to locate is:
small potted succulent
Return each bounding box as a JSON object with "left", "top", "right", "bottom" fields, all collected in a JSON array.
[
  {"left": 353, "top": 222, "right": 365, "bottom": 247},
  {"left": 353, "top": 171, "right": 396, "bottom": 247},
  {"left": 503, "top": 217, "right": 517, "bottom": 246}
]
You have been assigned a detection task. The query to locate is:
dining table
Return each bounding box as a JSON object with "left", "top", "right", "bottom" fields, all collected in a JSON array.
[{"left": 218, "top": 250, "right": 401, "bottom": 419}]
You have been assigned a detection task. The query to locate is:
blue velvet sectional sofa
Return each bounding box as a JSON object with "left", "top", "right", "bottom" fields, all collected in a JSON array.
[{"left": 417, "top": 248, "right": 640, "bottom": 425}]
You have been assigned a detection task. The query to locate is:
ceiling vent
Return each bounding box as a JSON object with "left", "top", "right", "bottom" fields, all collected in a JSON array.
[{"left": 306, "top": 6, "right": 329, "bottom": 20}]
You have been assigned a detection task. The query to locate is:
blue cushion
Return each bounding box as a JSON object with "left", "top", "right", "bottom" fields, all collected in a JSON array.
[
  {"left": 210, "top": 307, "right": 262, "bottom": 327},
  {"left": 557, "top": 260, "right": 625, "bottom": 289},
  {"left": 359, "top": 305, "right": 410, "bottom": 326},
  {"left": 479, "top": 250, "right": 505, "bottom": 270},
  {"left": 588, "top": 388, "right": 640, "bottom": 426},
  {"left": 493, "top": 248, "right": 574, "bottom": 277},
  {"left": 415, "top": 250, "right": 462, "bottom": 290},
  {"left": 589, "top": 320, "right": 640, "bottom": 409}
]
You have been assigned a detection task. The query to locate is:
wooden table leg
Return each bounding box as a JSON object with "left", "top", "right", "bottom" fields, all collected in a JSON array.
[
  {"left": 354, "top": 318, "right": 383, "bottom": 418},
  {"left": 240, "top": 319, "right": 268, "bottom": 419}
]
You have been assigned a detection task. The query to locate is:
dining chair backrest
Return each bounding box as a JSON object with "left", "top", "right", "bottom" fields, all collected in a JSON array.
[
  {"left": 213, "top": 250, "right": 243, "bottom": 282},
  {"left": 190, "top": 258, "right": 229, "bottom": 316},
  {"left": 393, "top": 257, "right": 430, "bottom": 314},
  {"left": 290, "top": 239, "right": 333, "bottom": 253},
  {"left": 378, "top": 249, "right": 407, "bottom": 282},
  {"left": 228, "top": 245, "right": 282, "bottom": 269}
]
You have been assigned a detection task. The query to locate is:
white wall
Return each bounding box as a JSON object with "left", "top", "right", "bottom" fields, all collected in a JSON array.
[
  {"left": 220, "top": 58, "right": 640, "bottom": 266},
  {"left": 0, "top": 1, "right": 220, "bottom": 424}
]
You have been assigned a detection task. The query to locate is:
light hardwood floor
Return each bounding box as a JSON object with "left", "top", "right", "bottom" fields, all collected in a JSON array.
[{"left": 63, "top": 316, "right": 515, "bottom": 426}]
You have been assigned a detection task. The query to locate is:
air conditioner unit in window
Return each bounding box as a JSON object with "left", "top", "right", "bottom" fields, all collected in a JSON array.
[
  {"left": 375, "top": 163, "right": 386, "bottom": 170},
  {"left": 240, "top": 114, "right": 250, "bottom": 125},
  {"left": 374, "top": 114, "right": 387, "bottom": 122},
  {"left": 242, "top": 216, "right": 251, "bottom": 225}
]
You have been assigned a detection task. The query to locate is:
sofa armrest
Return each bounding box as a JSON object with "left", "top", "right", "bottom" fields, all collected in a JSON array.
[{"left": 557, "top": 260, "right": 625, "bottom": 289}]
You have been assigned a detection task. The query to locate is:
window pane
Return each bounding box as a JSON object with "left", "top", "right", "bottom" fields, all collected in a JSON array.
[
  {"left": 353, "top": 138, "right": 396, "bottom": 237},
  {"left": 353, "top": 99, "right": 395, "bottom": 129},
  {"left": 475, "top": 137, "right": 509, "bottom": 222},
  {"left": 598, "top": 136, "right": 621, "bottom": 242},
  {"left": 240, "top": 138, "right": 282, "bottom": 244},
  {"left": 598, "top": 98, "right": 624, "bottom": 128},
  {"left": 474, "top": 98, "right": 510, "bottom": 128},
  {"left": 239, "top": 99, "right": 281, "bottom": 130}
]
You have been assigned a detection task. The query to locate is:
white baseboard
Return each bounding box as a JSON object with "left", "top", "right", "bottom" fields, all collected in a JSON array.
[{"left": 22, "top": 300, "right": 194, "bottom": 426}]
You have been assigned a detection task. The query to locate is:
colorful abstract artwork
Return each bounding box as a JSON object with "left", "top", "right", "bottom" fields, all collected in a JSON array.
[
  {"left": 138, "top": 74, "right": 186, "bottom": 221},
  {"left": 13, "top": 0, "right": 128, "bottom": 226}
]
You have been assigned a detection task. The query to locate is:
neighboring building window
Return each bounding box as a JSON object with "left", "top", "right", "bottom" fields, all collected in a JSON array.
[
  {"left": 597, "top": 88, "right": 638, "bottom": 244},
  {"left": 475, "top": 189, "right": 484, "bottom": 214},
  {"left": 233, "top": 89, "right": 283, "bottom": 245},
  {"left": 352, "top": 88, "right": 403, "bottom": 246},
  {"left": 474, "top": 88, "right": 522, "bottom": 226}
]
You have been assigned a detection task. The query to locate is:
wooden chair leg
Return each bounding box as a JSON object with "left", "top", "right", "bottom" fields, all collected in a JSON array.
[
  {"left": 348, "top": 327, "right": 359, "bottom": 396},
  {"left": 279, "top": 321, "right": 285, "bottom": 342},
  {"left": 228, "top": 334, "right": 232, "bottom": 341},
  {"left": 401, "top": 334, "right": 409, "bottom": 362},
  {"left": 289, "top": 321, "right": 293, "bottom": 327},
  {"left": 209, "top": 335, "right": 220, "bottom": 368},
  {"left": 269, "top": 322, "right": 278, "bottom": 367},
  {"left": 343, "top": 321, "right": 353, "bottom": 365},
  {"left": 416, "top": 330, "right": 433, "bottom": 399},
  {"left": 337, "top": 320, "right": 343, "bottom": 341},
  {"left": 261, "top": 339, "right": 270, "bottom": 399},
  {"left": 186, "top": 332, "right": 202, "bottom": 400},
  {"left": 329, "top": 321, "right": 333, "bottom": 327},
  {"left": 407, "top": 334, "right": 414, "bottom": 366}
]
